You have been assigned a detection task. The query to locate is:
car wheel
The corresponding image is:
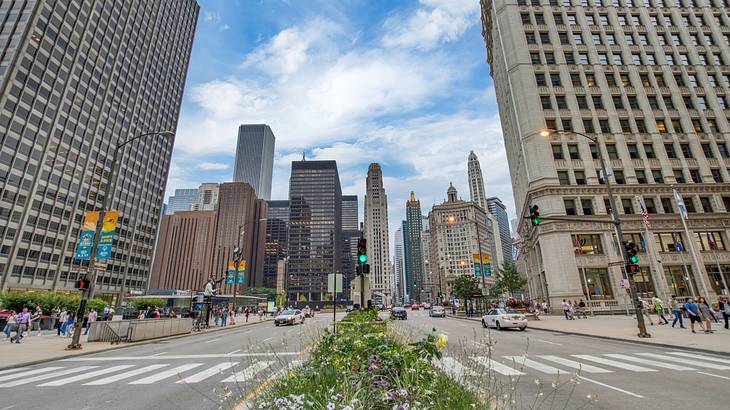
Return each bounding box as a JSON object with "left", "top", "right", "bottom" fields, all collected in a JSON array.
[
  {"left": 496, "top": 321, "right": 502, "bottom": 330},
  {"left": 482, "top": 319, "right": 487, "bottom": 328},
  {"left": 275, "top": 323, "right": 279, "bottom": 327},
  {"left": 519, "top": 326, "right": 526, "bottom": 331}
]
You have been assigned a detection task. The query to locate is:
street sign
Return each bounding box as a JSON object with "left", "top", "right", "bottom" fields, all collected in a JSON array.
[
  {"left": 96, "top": 210, "right": 119, "bottom": 260},
  {"left": 327, "top": 273, "right": 343, "bottom": 293},
  {"left": 75, "top": 211, "right": 99, "bottom": 260}
]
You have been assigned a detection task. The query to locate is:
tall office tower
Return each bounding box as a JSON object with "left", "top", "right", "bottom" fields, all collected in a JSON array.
[
  {"left": 364, "top": 164, "right": 393, "bottom": 303},
  {"left": 150, "top": 211, "right": 216, "bottom": 291},
  {"left": 209, "top": 182, "right": 267, "bottom": 293},
  {"left": 288, "top": 160, "right": 342, "bottom": 303},
  {"left": 341, "top": 195, "right": 359, "bottom": 231},
  {"left": 193, "top": 183, "right": 219, "bottom": 211},
  {"left": 263, "top": 200, "right": 289, "bottom": 289},
  {"left": 167, "top": 189, "right": 199, "bottom": 214},
  {"left": 487, "top": 197, "right": 513, "bottom": 264},
  {"left": 481, "top": 0, "right": 730, "bottom": 309},
  {"left": 468, "top": 150, "right": 489, "bottom": 211},
  {"left": 428, "top": 184, "right": 494, "bottom": 300},
  {"left": 394, "top": 226, "right": 405, "bottom": 304},
  {"left": 405, "top": 192, "right": 425, "bottom": 302},
  {"left": 233, "top": 124, "right": 275, "bottom": 200},
  {"left": 341, "top": 195, "right": 359, "bottom": 300},
  {"left": 0, "top": 1, "right": 198, "bottom": 297}
]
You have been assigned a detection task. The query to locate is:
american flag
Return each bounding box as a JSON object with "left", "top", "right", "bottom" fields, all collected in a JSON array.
[
  {"left": 639, "top": 200, "right": 652, "bottom": 230},
  {"left": 707, "top": 232, "right": 717, "bottom": 250}
]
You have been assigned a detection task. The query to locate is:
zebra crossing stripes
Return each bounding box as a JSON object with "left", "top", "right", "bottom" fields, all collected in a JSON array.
[
  {"left": 129, "top": 363, "right": 204, "bottom": 385},
  {"left": 571, "top": 355, "right": 656, "bottom": 372},
  {"left": 39, "top": 365, "right": 136, "bottom": 386},
  {"left": 602, "top": 354, "right": 696, "bottom": 371},
  {"left": 0, "top": 366, "right": 98, "bottom": 388},
  {"left": 538, "top": 355, "right": 613, "bottom": 373},
  {"left": 471, "top": 357, "right": 525, "bottom": 376},
  {"left": 667, "top": 352, "right": 730, "bottom": 365},
  {"left": 0, "top": 367, "right": 28, "bottom": 376},
  {"left": 83, "top": 364, "right": 169, "bottom": 385},
  {"left": 636, "top": 353, "right": 730, "bottom": 370},
  {"left": 176, "top": 362, "right": 239, "bottom": 384},
  {"left": 503, "top": 356, "right": 562, "bottom": 374},
  {"left": 222, "top": 361, "right": 274, "bottom": 383},
  {"left": 0, "top": 367, "right": 64, "bottom": 383},
  {"left": 434, "top": 357, "right": 478, "bottom": 379}
]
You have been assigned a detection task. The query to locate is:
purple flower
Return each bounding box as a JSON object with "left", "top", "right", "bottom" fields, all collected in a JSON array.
[{"left": 372, "top": 379, "right": 391, "bottom": 389}]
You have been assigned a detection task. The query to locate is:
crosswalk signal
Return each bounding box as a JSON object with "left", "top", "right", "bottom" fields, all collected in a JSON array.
[
  {"left": 357, "top": 238, "right": 368, "bottom": 264},
  {"left": 413, "top": 281, "right": 417, "bottom": 289},
  {"left": 529, "top": 205, "right": 541, "bottom": 226},
  {"left": 623, "top": 241, "right": 639, "bottom": 274},
  {"left": 75, "top": 275, "right": 89, "bottom": 290}
]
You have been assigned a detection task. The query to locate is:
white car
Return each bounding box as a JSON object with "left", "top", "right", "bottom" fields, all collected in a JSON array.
[
  {"left": 429, "top": 305, "right": 446, "bottom": 317},
  {"left": 274, "top": 309, "right": 304, "bottom": 326},
  {"left": 481, "top": 309, "right": 527, "bottom": 331}
]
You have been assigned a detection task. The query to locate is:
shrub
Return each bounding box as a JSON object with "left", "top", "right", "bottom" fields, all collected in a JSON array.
[
  {"left": 129, "top": 298, "right": 168, "bottom": 311},
  {"left": 0, "top": 290, "right": 108, "bottom": 314}
]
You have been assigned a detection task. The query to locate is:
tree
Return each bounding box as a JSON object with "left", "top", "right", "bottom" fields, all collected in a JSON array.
[
  {"left": 452, "top": 274, "right": 481, "bottom": 303},
  {"left": 492, "top": 262, "right": 527, "bottom": 297}
]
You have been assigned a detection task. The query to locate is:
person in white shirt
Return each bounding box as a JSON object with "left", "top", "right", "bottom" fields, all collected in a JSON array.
[
  {"left": 204, "top": 278, "right": 216, "bottom": 297},
  {"left": 85, "top": 310, "right": 98, "bottom": 335}
]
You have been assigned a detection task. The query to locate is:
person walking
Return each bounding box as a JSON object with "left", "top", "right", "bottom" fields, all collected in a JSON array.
[
  {"left": 652, "top": 296, "right": 669, "bottom": 325},
  {"left": 697, "top": 297, "right": 714, "bottom": 334},
  {"left": 30, "top": 305, "right": 43, "bottom": 336},
  {"left": 58, "top": 308, "right": 68, "bottom": 336},
  {"left": 562, "top": 299, "right": 571, "bottom": 320},
  {"left": 50, "top": 306, "right": 60, "bottom": 333},
  {"left": 670, "top": 295, "right": 685, "bottom": 328},
  {"left": 244, "top": 307, "right": 250, "bottom": 323},
  {"left": 152, "top": 306, "right": 161, "bottom": 319},
  {"left": 64, "top": 312, "right": 75, "bottom": 337},
  {"left": 640, "top": 299, "right": 655, "bottom": 326},
  {"left": 721, "top": 297, "right": 730, "bottom": 330},
  {"left": 541, "top": 301, "right": 549, "bottom": 315},
  {"left": 684, "top": 298, "right": 703, "bottom": 334},
  {"left": 85, "top": 309, "right": 98, "bottom": 335},
  {"left": 3, "top": 310, "right": 16, "bottom": 339},
  {"left": 11, "top": 308, "right": 30, "bottom": 343},
  {"left": 221, "top": 307, "right": 228, "bottom": 327}
]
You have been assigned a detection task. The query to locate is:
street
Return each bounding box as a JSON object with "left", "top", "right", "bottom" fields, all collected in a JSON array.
[
  {"left": 392, "top": 310, "right": 730, "bottom": 410},
  {"left": 0, "top": 314, "right": 339, "bottom": 410}
]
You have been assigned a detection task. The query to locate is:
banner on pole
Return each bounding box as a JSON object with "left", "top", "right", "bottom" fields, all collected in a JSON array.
[
  {"left": 96, "top": 211, "right": 119, "bottom": 260},
  {"left": 473, "top": 253, "right": 492, "bottom": 278},
  {"left": 75, "top": 211, "right": 100, "bottom": 260}
]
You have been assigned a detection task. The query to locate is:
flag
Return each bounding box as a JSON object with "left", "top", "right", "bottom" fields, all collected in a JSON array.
[
  {"left": 673, "top": 232, "right": 684, "bottom": 252},
  {"left": 673, "top": 189, "right": 688, "bottom": 221},
  {"left": 639, "top": 200, "right": 652, "bottom": 230},
  {"left": 707, "top": 232, "right": 717, "bottom": 251},
  {"left": 575, "top": 235, "right": 584, "bottom": 255}
]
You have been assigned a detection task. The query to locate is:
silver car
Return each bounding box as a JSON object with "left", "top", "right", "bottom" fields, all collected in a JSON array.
[
  {"left": 429, "top": 305, "right": 446, "bottom": 317},
  {"left": 481, "top": 308, "right": 527, "bottom": 331},
  {"left": 274, "top": 309, "right": 304, "bottom": 326}
]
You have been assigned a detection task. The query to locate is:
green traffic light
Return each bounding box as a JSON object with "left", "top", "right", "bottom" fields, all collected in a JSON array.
[
  {"left": 629, "top": 255, "right": 639, "bottom": 264},
  {"left": 358, "top": 254, "right": 368, "bottom": 263},
  {"left": 532, "top": 217, "right": 541, "bottom": 225}
]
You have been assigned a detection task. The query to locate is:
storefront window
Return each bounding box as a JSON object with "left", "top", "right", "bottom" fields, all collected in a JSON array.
[
  {"left": 664, "top": 266, "right": 698, "bottom": 297},
  {"left": 695, "top": 232, "right": 726, "bottom": 251},
  {"left": 572, "top": 234, "right": 603, "bottom": 255},
  {"left": 706, "top": 264, "right": 730, "bottom": 296},
  {"left": 634, "top": 267, "right": 655, "bottom": 298},
  {"left": 580, "top": 268, "right": 613, "bottom": 300},
  {"left": 655, "top": 232, "right": 686, "bottom": 252}
]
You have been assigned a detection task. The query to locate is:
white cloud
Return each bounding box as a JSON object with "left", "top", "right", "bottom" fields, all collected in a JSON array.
[
  {"left": 382, "top": 0, "right": 479, "bottom": 51},
  {"left": 196, "top": 162, "right": 230, "bottom": 170},
  {"left": 203, "top": 12, "right": 221, "bottom": 23}
]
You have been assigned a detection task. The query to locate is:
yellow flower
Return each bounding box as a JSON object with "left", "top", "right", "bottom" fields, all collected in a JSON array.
[{"left": 435, "top": 333, "right": 448, "bottom": 349}]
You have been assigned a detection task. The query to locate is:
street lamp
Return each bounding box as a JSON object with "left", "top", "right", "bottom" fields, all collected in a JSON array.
[
  {"left": 231, "top": 218, "right": 267, "bottom": 314},
  {"left": 539, "top": 128, "right": 650, "bottom": 338},
  {"left": 69, "top": 130, "right": 174, "bottom": 349}
]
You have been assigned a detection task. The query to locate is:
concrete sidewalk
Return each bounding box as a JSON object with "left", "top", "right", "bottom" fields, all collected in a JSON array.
[
  {"left": 449, "top": 313, "right": 730, "bottom": 354},
  {"left": 0, "top": 315, "right": 272, "bottom": 370}
]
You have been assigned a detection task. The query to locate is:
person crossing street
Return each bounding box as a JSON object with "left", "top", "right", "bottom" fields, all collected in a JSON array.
[
  {"left": 652, "top": 296, "right": 669, "bottom": 325},
  {"left": 670, "top": 295, "right": 685, "bottom": 329}
]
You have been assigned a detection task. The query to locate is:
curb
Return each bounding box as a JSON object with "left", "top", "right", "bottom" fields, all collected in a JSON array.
[
  {"left": 446, "top": 315, "right": 730, "bottom": 357},
  {"left": 0, "top": 318, "right": 273, "bottom": 371}
]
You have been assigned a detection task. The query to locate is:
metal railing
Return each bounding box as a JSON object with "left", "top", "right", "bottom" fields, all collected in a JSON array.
[{"left": 96, "top": 321, "right": 129, "bottom": 344}]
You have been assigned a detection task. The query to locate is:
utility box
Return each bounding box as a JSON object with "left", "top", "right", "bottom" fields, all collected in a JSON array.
[{"left": 350, "top": 275, "right": 372, "bottom": 307}]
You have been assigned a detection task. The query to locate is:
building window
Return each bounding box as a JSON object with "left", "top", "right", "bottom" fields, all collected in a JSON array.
[
  {"left": 680, "top": 143, "right": 693, "bottom": 158},
  {"left": 574, "top": 170, "right": 586, "bottom": 185},
  {"left": 568, "top": 144, "right": 580, "bottom": 159},
  {"left": 664, "top": 266, "right": 697, "bottom": 297},
  {"left": 581, "top": 198, "right": 594, "bottom": 215},
  {"left": 661, "top": 197, "right": 673, "bottom": 213},
  {"left": 556, "top": 96, "right": 567, "bottom": 109},
  {"left": 558, "top": 171, "right": 571, "bottom": 185},
  {"left": 674, "top": 169, "right": 686, "bottom": 183},
  {"left": 656, "top": 232, "right": 686, "bottom": 252},
  {"left": 589, "top": 144, "right": 599, "bottom": 159},
  {"left": 685, "top": 196, "right": 697, "bottom": 213},
  {"left": 580, "top": 268, "right": 613, "bottom": 300},
  {"left": 665, "top": 143, "right": 677, "bottom": 159},
  {"left": 643, "top": 144, "right": 655, "bottom": 159},
  {"left": 656, "top": 120, "right": 667, "bottom": 133},
  {"left": 622, "top": 198, "right": 634, "bottom": 214},
  {"left": 573, "top": 234, "right": 603, "bottom": 255},
  {"left": 614, "top": 170, "right": 626, "bottom": 184},
  {"left": 711, "top": 168, "right": 724, "bottom": 183},
  {"left": 541, "top": 96, "right": 552, "bottom": 109},
  {"left": 531, "top": 52, "right": 541, "bottom": 64},
  {"left": 634, "top": 267, "right": 656, "bottom": 298},
  {"left": 606, "top": 144, "right": 618, "bottom": 159},
  {"left": 689, "top": 169, "right": 701, "bottom": 183},
  {"left": 627, "top": 144, "right": 639, "bottom": 159},
  {"left": 552, "top": 144, "right": 564, "bottom": 159},
  {"left": 696, "top": 232, "right": 726, "bottom": 251},
  {"left": 702, "top": 143, "right": 714, "bottom": 159},
  {"left": 636, "top": 169, "right": 647, "bottom": 183},
  {"left": 564, "top": 199, "right": 577, "bottom": 215},
  {"left": 535, "top": 73, "right": 547, "bottom": 86},
  {"left": 699, "top": 196, "right": 713, "bottom": 212},
  {"left": 550, "top": 73, "right": 561, "bottom": 86},
  {"left": 718, "top": 143, "right": 729, "bottom": 158},
  {"left": 644, "top": 198, "right": 656, "bottom": 213}
]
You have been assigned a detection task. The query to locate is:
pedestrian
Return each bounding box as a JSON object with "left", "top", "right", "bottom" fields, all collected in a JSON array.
[
  {"left": 542, "top": 301, "right": 548, "bottom": 315},
  {"left": 577, "top": 299, "right": 587, "bottom": 319},
  {"left": 30, "top": 305, "right": 43, "bottom": 336},
  {"left": 652, "top": 296, "right": 669, "bottom": 325},
  {"left": 3, "top": 310, "right": 16, "bottom": 339},
  {"left": 153, "top": 306, "right": 161, "bottom": 319},
  {"left": 221, "top": 307, "right": 228, "bottom": 326},
  {"left": 641, "top": 299, "right": 655, "bottom": 325},
  {"left": 562, "top": 299, "right": 570, "bottom": 320},
  {"left": 258, "top": 308, "right": 264, "bottom": 320},
  {"left": 670, "top": 295, "right": 685, "bottom": 328},
  {"left": 11, "top": 308, "right": 30, "bottom": 343},
  {"left": 58, "top": 308, "right": 68, "bottom": 336},
  {"left": 244, "top": 307, "right": 250, "bottom": 323},
  {"left": 721, "top": 297, "right": 730, "bottom": 330},
  {"left": 50, "top": 306, "right": 60, "bottom": 332},
  {"left": 64, "top": 312, "right": 75, "bottom": 337},
  {"left": 697, "top": 297, "right": 715, "bottom": 334},
  {"left": 85, "top": 309, "right": 98, "bottom": 335},
  {"left": 103, "top": 306, "right": 110, "bottom": 320},
  {"left": 684, "top": 298, "right": 703, "bottom": 334}
]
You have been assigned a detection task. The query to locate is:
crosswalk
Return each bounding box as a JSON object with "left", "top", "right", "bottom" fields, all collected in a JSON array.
[
  {"left": 436, "top": 351, "right": 730, "bottom": 378},
  {"left": 0, "top": 360, "right": 288, "bottom": 388}
]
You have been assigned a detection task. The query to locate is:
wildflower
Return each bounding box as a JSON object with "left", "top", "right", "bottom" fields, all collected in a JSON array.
[
  {"left": 327, "top": 403, "right": 336, "bottom": 410},
  {"left": 435, "top": 333, "right": 448, "bottom": 349}
]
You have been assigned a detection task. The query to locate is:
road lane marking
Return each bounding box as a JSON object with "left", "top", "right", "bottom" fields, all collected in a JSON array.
[
  {"left": 504, "top": 356, "right": 562, "bottom": 374},
  {"left": 538, "top": 356, "right": 612, "bottom": 373},
  {"left": 472, "top": 357, "right": 525, "bottom": 376},
  {"left": 577, "top": 376, "right": 644, "bottom": 398},
  {"left": 130, "top": 363, "right": 204, "bottom": 384},
  {"left": 233, "top": 361, "right": 304, "bottom": 409},
  {"left": 603, "top": 354, "right": 695, "bottom": 371},
  {"left": 222, "top": 361, "right": 274, "bottom": 383},
  {"left": 62, "top": 353, "right": 300, "bottom": 361},
  {"left": 262, "top": 337, "right": 273, "bottom": 342},
  {"left": 150, "top": 352, "right": 168, "bottom": 357},
  {"left": 534, "top": 339, "right": 562, "bottom": 346},
  {"left": 204, "top": 338, "right": 220, "bottom": 344},
  {"left": 0, "top": 368, "right": 28, "bottom": 376},
  {"left": 636, "top": 353, "right": 730, "bottom": 370},
  {"left": 0, "top": 367, "right": 64, "bottom": 382},
  {"left": 39, "top": 365, "right": 135, "bottom": 386},
  {"left": 434, "top": 357, "right": 477, "bottom": 378},
  {"left": 176, "top": 362, "right": 239, "bottom": 384},
  {"left": 0, "top": 366, "right": 98, "bottom": 387},
  {"left": 697, "top": 371, "right": 730, "bottom": 380},
  {"left": 227, "top": 349, "right": 241, "bottom": 355},
  {"left": 84, "top": 365, "right": 168, "bottom": 385},
  {"left": 572, "top": 355, "right": 656, "bottom": 372},
  {"left": 667, "top": 352, "right": 730, "bottom": 365}
]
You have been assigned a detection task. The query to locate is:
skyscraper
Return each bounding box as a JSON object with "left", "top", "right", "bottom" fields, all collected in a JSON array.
[
  {"left": 0, "top": 1, "right": 199, "bottom": 297},
  {"left": 263, "top": 200, "right": 289, "bottom": 289},
  {"left": 480, "top": 0, "right": 730, "bottom": 309},
  {"left": 167, "top": 189, "right": 200, "bottom": 214},
  {"left": 468, "top": 151, "right": 488, "bottom": 211},
  {"left": 487, "top": 197, "right": 513, "bottom": 264},
  {"left": 341, "top": 195, "right": 360, "bottom": 301},
  {"left": 393, "top": 226, "right": 405, "bottom": 304},
  {"left": 192, "top": 183, "right": 219, "bottom": 211},
  {"left": 233, "top": 124, "right": 275, "bottom": 200},
  {"left": 287, "top": 160, "right": 342, "bottom": 303},
  {"left": 342, "top": 195, "right": 359, "bottom": 231},
  {"left": 364, "top": 164, "right": 393, "bottom": 303},
  {"left": 405, "top": 192, "right": 425, "bottom": 302}
]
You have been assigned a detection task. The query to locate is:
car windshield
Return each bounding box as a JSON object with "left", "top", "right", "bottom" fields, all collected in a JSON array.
[
  {"left": 280, "top": 310, "right": 296, "bottom": 315},
  {"left": 495, "top": 309, "right": 518, "bottom": 315},
  {"left": 393, "top": 308, "right": 405, "bottom": 312},
  {"left": 432, "top": 306, "right": 444, "bottom": 310}
]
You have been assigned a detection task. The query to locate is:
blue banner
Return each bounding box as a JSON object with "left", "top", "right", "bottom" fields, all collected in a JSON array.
[{"left": 74, "top": 231, "right": 95, "bottom": 260}]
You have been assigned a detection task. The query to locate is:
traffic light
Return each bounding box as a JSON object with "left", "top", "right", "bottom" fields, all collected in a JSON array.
[
  {"left": 529, "top": 205, "right": 541, "bottom": 226},
  {"left": 357, "top": 238, "right": 367, "bottom": 264},
  {"left": 623, "top": 241, "right": 639, "bottom": 274},
  {"left": 75, "top": 275, "right": 89, "bottom": 290},
  {"left": 413, "top": 281, "right": 417, "bottom": 289},
  {"left": 362, "top": 264, "right": 370, "bottom": 274}
]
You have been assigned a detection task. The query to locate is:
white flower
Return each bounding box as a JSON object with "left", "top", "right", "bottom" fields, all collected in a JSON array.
[{"left": 327, "top": 403, "right": 336, "bottom": 410}]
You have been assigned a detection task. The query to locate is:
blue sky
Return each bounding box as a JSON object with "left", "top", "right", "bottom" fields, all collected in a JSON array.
[{"left": 169, "top": 0, "right": 513, "bottom": 236}]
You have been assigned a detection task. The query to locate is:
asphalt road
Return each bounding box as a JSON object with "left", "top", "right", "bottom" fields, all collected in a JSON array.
[
  {"left": 391, "top": 310, "right": 730, "bottom": 410},
  {"left": 0, "top": 313, "right": 340, "bottom": 410}
]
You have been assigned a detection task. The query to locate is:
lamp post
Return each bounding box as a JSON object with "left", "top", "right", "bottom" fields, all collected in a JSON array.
[
  {"left": 68, "top": 130, "right": 174, "bottom": 349},
  {"left": 539, "top": 128, "right": 650, "bottom": 338},
  {"left": 231, "top": 218, "right": 267, "bottom": 315}
]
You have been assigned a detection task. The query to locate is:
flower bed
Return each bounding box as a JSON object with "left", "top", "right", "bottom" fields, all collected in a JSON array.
[{"left": 253, "top": 309, "right": 488, "bottom": 409}]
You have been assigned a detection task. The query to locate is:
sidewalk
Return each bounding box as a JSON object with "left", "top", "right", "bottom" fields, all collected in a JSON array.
[
  {"left": 448, "top": 313, "right": 730, "bottom": 354},
  {"left": 0, "top": 315, "right": 272, "bottom": 370}
]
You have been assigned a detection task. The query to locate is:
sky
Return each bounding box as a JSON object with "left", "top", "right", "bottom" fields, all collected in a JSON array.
[{"left": 168, "top": 0, "right": 513, "bottom": 238}]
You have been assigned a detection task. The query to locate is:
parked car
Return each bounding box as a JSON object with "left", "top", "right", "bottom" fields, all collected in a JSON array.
[
  {"left": 275, "top": 309, "right": 304, "bottom": 326},
  {"left": 422, "top": 303, "right": 431, "bottom": 309},
  {"left": 302, "top": 306, "right": 314, "bottom": 318},
  {"left": 429, "top": 305, "right": 446, "bottom": 318},
  {"left": 411, "top": 304, "right": 420, "bottom": 311},
  {"left": 346, "top": 305, "right": 355, "bottom": 313},
  {"left": 390, "top": 307, "right": 408, "bottom": 320},
  {"left": 375, "top": 303, "right": 385, "bottom": 311},
  {"left": 481, "top": 309, "right": 527, "bottom": 331},
  {"left": 403, "top": 303, "right": 412, "bottom": 308}
]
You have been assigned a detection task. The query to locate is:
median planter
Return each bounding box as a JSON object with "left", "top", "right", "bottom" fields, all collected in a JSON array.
[{"left": 252, "top": 310, "right": 488, "bottom": 409}]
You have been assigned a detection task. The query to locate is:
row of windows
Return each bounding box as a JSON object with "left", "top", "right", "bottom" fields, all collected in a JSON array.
[
  {"left": 518, "top": 0, "right": 725, "bottom": 7},
  {"left": 544, "top": 112, "right": 721, "bottom": 136},
  {"left": 528, "top": 28, "right": 730, "bottom": 48},
  {"left": 530, "top": 47, "right": 728, "bottom": 68},
  {"left": 552, "top": 140, "right": 729, "bottom": 160},
  {"left": 537, "top": 69, "right": 730, "bottom": 92},
  {"left": 558, "top": 165, "right": 730, "bottom": 186},
  {"left": 522, "top": 8, "right": 727, "bottom": 28},
  {"left": 571, "top": 231, "right": 725, "bottom": 257},
  {"left": 562, "top": 195, "right": 730, "bottom": 216}
]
